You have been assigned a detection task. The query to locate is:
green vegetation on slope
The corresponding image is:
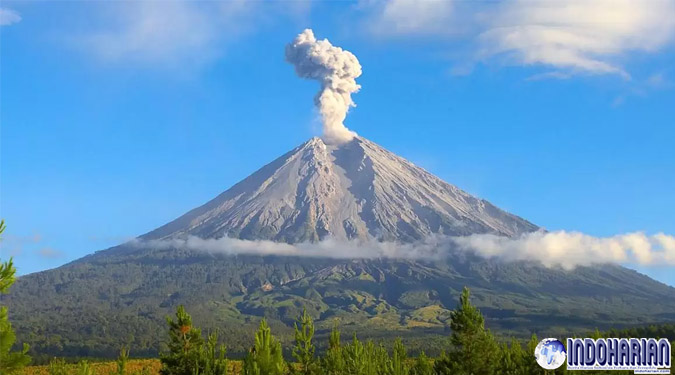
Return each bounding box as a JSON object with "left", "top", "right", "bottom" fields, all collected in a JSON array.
[
  {"left": 5, "top": 244, "right": 675, "bottom": 360},
  {"left": 1, "top": 220, "right": 32, "bottom": 374},
  {"left": 25, "top": 287, "right": 675, "bottom": 375}
]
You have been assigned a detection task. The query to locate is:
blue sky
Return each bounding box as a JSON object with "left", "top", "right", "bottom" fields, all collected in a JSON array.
[{"left": 1, "top": 1, "right": 674, "bottom": 285}]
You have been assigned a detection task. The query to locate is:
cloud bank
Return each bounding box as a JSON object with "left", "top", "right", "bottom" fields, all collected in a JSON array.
[
  {"left": 286, "top": 29, "right": 362, "bottom": 144},
  {"left": 452, "top": 231, "right": 675, "bottom": 270},
  {"left": 366, "top": 0, "right": 675, "bottom": 78},
  {"left": 135, "top": 230, "right": 675, "bottom": 270}
]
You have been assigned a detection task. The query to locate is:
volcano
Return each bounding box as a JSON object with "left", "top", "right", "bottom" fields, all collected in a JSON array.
[
  {"left": 143, "top": 136, "right": 536, "bottom": 243},
  {"left": 6, "top": 136, "right": 675, "bottom": 359}
]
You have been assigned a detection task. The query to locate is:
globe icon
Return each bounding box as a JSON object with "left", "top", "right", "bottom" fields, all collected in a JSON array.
[{"left": 534, "top": 338, "right": 566, "bottom": 370}]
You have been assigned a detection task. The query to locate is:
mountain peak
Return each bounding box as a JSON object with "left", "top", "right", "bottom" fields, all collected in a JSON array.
[
  {"left": 142, "top": 136, "right": 537, "bottom": 243},
  {"left": 301, "top": 136, "right": 325, "bottom": 149}
]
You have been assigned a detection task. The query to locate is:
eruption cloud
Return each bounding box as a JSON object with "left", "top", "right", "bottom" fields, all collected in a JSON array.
[
  {"left": 134, "top": 231, "right": 675, "bottom": 270},
  {"left": 286, "top": 29, "right": 362, "bottom": 144}
]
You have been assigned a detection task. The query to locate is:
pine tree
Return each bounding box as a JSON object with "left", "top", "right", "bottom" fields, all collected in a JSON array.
[
  {"left": 343, "top": 333, "right": 366, "bottom": 375},
  {"left": 291, "top": 308, "right": 318, "bottom": 375},
  {"left": 200, "top": 332, "right": 228, "bottom": 375},
  {"left": 499, "top": 338, "right": 526, "bottom": 375},
  {"left": 117, "top": 347, "right": 129, "bottom": 375},
  {"left": 243, "top": 319, "right": 285, "bottom": 375},
  {"left": 322, "top": 322, "right": 344, "bottom": 375},
  {"left": 409, "top": 352, "right": 433, "bottom": 375},
  {"left": 390, "top": 338, "right": 408, "bottom": 375},
  {"left": 160, "top": 305, "right": 205, "bottom": 375},
  {"left": 78, "top": 360, "right": 96, "bottom": 375},
  {"left": 0, "top": 220, "right": 31, "bottom": 375},
  {"left": 362, "top": 341, "right": 381, "bottom": 375},
  {"left": 524, "top": 333, "right": 548, "bottom": 375},
  {"left": 48, "top": 358, "right": 68, "bottom": 375},
  {"left": 434, "top": 287, "right": 500, "bottom": 375}
]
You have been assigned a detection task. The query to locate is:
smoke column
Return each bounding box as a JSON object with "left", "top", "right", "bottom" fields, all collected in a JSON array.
[{"left": 286, "top": 29, "right": 362, "bottom": 144}]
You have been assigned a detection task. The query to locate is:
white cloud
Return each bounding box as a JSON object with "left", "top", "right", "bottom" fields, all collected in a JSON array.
[
  {"left": 76, "top": 1, "right": 257, "bottom": 67},
  {"left": 36, "top": 247, "right": 64, "bottom": 259},
  {"left": 646, "top": 73, "right": 671, "bottom": 89},
  {"left": 0, "top": 233, "right": 43, "bottom": 257},
  {"left": 368, "top": 0, "right": 455, "bottom": 36},
  {"left": 134, "top": 230, "right": 675, "bottom": 270},
  {"left": 366, "top": 0, "right": 675, "bottom": 78},
  {"left": 452, "top": 231, "right": 675, "bottom": 270},
  {"left": 0, "top": 7, "right": 21, "bottom": 26},
  {"left": 136, "top": 235, "right": 447, "bottom": 260},
  {"left": 478, "top": 0, "right": 675, "bottom": 79}
]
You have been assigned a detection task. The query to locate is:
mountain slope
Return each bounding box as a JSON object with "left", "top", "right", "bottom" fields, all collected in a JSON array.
[
  {"left": 6, "top": 136, "right": 675, "bottom": 360},
  {"left": 142, "top": 137, "right": 537, "bottom": 243},
  {"left": 8, "top": 248, "right": 675, "bottom": 359}
]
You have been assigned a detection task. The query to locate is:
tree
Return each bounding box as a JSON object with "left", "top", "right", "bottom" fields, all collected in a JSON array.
[
  {"left": 524, "top": 333, "right": 553, "bottom": 375},
  {"left": 291, "top": 308, "right": 319, "bottom": 375},
  {"left": 78, "top": 360, "right": 96, "bottom": 375},
  {"left": 363, "top": 341, "right": 383, "bottom": 375},
  {"left": 322, "top": 322, "right": 344, "bottom": 375},
  {"left": 390, "top": 338, "right": 408, "bottom": 375},
  {"left": 434, "top": 287, "right": 500, "bottom": 375},
  {"left": 0, "top": 220, "right": 31, "bottom": 374},
  {"left": 343, "top": 333, "right": 366, "bottom": 375},
  {"left": 200, "top": 332, "right": 228, "bottom": 375},
  {"left": 160, "top": 305, "right": 228, "bottom": 375},
  {"left": 117, "top": 347, "right": 129, "bottom": 375},
  {"left": 243, "top": 319, "right": 285, "bottom": 375},
  {"left": 48, "top": 358, "right": 68, "bottom": 375},
  {"left": 499, "top": 339, "right": 526, "bottom": 375},
  {"left": 409, "top": 352, "right": 433, "bottom": 375},
  {"left": 160, "top": 305, "right": 205, "bottom": 375}
]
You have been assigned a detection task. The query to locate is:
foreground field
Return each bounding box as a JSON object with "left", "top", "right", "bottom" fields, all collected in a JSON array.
[
  {"left": 21, "top": 360, "right": 160, "bottom": 375},
  {"left": 21, "top": 359, "right": 245, "bottom": 375}
]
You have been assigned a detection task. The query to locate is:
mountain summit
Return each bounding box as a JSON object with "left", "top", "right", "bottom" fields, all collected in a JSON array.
[{"left": 143, "top": 136, "right": 537, "bottom": 243}]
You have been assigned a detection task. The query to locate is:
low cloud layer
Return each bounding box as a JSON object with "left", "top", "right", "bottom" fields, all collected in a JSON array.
[
  {"left": 134, "top": 230, "right": 675, "bottom": 270},
  {"left": 137, "top": 236, "right": 442, "bottom": 260},
  {"left": 452, "top": 231, "right": 675, "bottom": 270}
]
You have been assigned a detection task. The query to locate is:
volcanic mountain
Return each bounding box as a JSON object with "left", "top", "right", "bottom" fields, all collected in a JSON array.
[
  {"left": 6, "top": 136, "right": 675, "bottom": 359},
  {"left": 142, "top": 136, "right": 537, "bottom": 243}
]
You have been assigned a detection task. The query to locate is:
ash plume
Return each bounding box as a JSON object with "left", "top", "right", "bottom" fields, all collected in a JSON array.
[{"left": 285, "top": 29, "right": 362, "bottom": 144}]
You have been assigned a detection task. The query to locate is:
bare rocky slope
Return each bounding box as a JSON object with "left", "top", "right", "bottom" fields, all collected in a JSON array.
[{"left": 142, "top": 136, "right": 537, "bottom": 243}]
